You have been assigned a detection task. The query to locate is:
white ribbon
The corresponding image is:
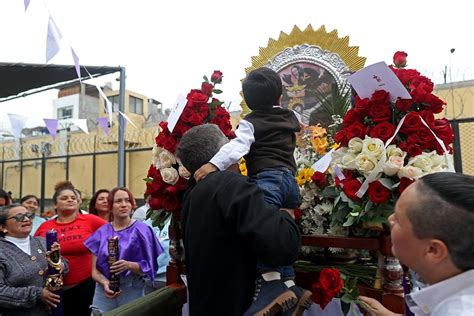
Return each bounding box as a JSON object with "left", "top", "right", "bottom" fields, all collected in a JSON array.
[{"left": 355, "top": 113, "right": 454, "bottom": 198}]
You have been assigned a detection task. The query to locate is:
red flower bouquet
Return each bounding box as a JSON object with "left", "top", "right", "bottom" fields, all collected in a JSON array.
[{"left": 144, "top": 71, "right": 234, "bottom": 226}]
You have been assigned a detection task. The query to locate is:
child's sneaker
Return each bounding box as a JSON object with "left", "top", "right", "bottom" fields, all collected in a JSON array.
[
  {"left": 281, "top": 285, "right": 313, "bottom": 316},
  {"left": 244, "top": 277, "right": 297, "bottom": 316}
]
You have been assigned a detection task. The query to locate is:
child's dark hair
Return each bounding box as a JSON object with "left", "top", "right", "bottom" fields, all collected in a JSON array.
[{"left": 242, "top": 67, "right": 282, "bottom": 111}]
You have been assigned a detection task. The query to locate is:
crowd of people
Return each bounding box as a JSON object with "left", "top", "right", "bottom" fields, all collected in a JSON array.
[
  {"left": 0, "top": 67, "right": 473, "bottom": 316},
  {"left": 0, "top": 183, "right": 168, "bottom": 316}
]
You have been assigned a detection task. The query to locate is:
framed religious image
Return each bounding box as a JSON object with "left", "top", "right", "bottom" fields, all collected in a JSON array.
[{"left": 241, "top": 25, "right": 366, "bottom": 127}]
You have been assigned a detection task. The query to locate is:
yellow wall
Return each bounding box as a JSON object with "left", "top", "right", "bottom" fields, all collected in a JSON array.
[{"left": 434, "top": 80, "right": 474, "bottom": 175}]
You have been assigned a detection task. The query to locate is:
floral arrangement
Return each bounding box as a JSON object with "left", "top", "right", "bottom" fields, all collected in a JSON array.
[
  {"left": 144, "top": 71, "right": 234, "bottom": 227},
  {"left": 298, "top": 51, "right": 454, "bottom": 236}
]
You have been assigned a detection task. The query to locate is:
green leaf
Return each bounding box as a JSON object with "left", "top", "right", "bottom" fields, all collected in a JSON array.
[
  {"left": 343, "top": 215, "right": 355, "bottom": 227},
  {"left": 143, "top": 177, "right": 153, "bottom": 183},
  {"left": 379, "top": 178, "right": 394, "bottom": 190},
  {"left": 212, "top": 89, "right": 223, "bottom": 94},
  {"left": 148, "top": 209, "right": 172, "bottom": 231},
  {"left": 203, "top": 75, "right": 209, "bottom": 83},
  {"left": 341, "top": 301, "right": 351, "bottom": 316},
  {"left": 341, "top": 293, "right": 353, "bottom": 304}
]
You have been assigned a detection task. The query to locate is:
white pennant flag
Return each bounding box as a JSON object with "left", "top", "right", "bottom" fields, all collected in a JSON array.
[
  {"left": 7, "top": 114, "right": 28, "bottom": 139},
  {"left": 70, "top": 119, "right": 89, "bottom": 134},
  {"left": 71, "top": 47, "right": 81, "bottom": 80},
  {"left": 46, "top": 16, "right": 63, "bottom": 63},
  {"left": 94, "top": 84, "right": 114, "bottom": 125},
  {"left": 119, "top": 111, "right": 137, "bottom": 129}
]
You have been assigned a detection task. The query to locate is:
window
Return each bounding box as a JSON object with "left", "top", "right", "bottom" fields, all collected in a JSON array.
[
  {"left": 108, "top": 95, "right": 120, "bottom": 113},
  {"left": 58, "top": 106, "right": 73, "bottom": 119},
  {"left": 129, "top": 96, "right": 144, "bottom": 115}
]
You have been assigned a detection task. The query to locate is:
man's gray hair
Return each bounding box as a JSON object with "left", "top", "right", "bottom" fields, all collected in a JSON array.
[{"left": 175, "top": 124, "right": 229, "bottom": 175}]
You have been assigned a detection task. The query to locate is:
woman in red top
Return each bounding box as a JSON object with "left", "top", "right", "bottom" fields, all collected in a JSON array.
[{"left": 35, "top": 181, "right": 106, "bottom": 316}]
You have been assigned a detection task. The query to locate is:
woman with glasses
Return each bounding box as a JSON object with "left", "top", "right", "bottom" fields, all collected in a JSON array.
[
  {"left": 35, "top": 181, "right": 106, "bottom": 316},
  {"left": 85, "top": 187, "right": 163, "bottom": 314},
  {"left": 20, "top": 195, "right": 46, "bottom": 236},
  {"left": 0, "top": 204, "right": 68, "bottom": 315}
]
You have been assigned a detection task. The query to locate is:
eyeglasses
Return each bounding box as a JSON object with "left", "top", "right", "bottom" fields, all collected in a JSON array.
[{"left": 7, "top": 212, "right": 35, "bottom": 222}]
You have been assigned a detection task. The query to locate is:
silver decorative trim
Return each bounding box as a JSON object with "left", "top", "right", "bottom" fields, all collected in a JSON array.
[{"left": 265, "top": 44, "right": 351, "bottom": 87}]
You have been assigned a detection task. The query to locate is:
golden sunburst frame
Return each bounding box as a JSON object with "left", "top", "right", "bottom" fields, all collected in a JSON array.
[{"left": 240, "top": 24, "right": 366, "bottom": 122}]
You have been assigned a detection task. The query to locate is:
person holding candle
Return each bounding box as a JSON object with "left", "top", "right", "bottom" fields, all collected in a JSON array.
[
  {"left": 35, "top": 181, "right": 106, "bottom": 316},
  {"left": 0, "top": 203, "right": 68, "bottom": 316},
  {"left": 84, "top": 187, "right": 163, "bottom": 314}
]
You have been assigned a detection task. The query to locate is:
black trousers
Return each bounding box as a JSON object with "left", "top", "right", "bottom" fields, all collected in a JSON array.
[{"left": 63, "top": 278, "right": 96, "bottom": 316}]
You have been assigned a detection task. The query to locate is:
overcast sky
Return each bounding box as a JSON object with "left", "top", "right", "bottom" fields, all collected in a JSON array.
[{"left": 0, "top": 0, "right": 472, "bottom": 129}]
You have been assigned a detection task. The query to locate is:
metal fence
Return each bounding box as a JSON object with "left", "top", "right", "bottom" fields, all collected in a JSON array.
[
  {"left": 0, "top": 128, "right": 155, "bottom": 211},
  {"left": 451, "top": 117, "right": 474, "bottom": 175}
]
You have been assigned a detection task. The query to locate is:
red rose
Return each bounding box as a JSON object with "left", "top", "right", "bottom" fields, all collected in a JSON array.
[
  {"left": 213, "top": 105, "right": 230, "bottom": 118},
  {"left": 319, "top": 268, "right": 344, "bottom": 297},
  {"left": 311, "top": 171, "right": 326, "bottom": 187},
  {"left": 400, "top": 112, "right": 422, "bottom": 134},
  {"left": 149, "top": 194, "right": 164, "bottom": 210},
  {"left": 187, "top": 90, "right": 209, "bottom": 107},
  {"left": 335, "top": 170, "right": 354, "bottom": 187},
  {"left": 346, "top": 122, "right": 367, "bottom": 140},
  {"left": 399, "top": 141, "right": 422, "bottom": 158},
  {"left": 393, "top": 51, "right": 408, "bottom": 68},
  {"left": 394, "top": 68, "right": 421, "bottom": 86},
  {"left": 426, "top": 94, "right": 446, "bottom": 114},
  {"left": 334, "top": 128, "right": 348, "bottom": 146},
  {"left": 210, "top": 70, "right": 223, "bottom": 83},
  {"left": 398, "top": 177, "right": 415, "bottom": 194},
  {"left": 412, "top": 126, "right": 435, "bottom": 147},
  {"left": 201, "top": 82, "right": 214, "bottom": 97},
  {"left": 369, "top": 103, "right": 392, "bottom": 123},
  {"left": 368, "top": 181, "right": 391, "bottom": 204},
  {"left": 395, "top": 99, "right": 414, "bottom": 112},
  {"left": 419, "top": 110, "right": 435, "bottom": 128},
  {"left": 161, "top": 135, "right": 178, "bottom": 153},
  {"left": 159, "top": 121, "right": 170, "bottom": 133},
  {"left": 180, "top": 106, "right": 194, "bottom": 123},
  {"left": 342, "top": 109, "right": 362, "bottom": 127},
  {"left": 433, "top": 118, "right": 454, "bottom": 145},
  {"left": 294, "top": 208, "right": 302, "bottom": 222},
  {"left": 188, "top": 113, "right": 204, "bottom": 126},
  {"left": 342, "top": 179, "right": 362, "bottom": 201},
  {"left": 198, "top": 104, "right": 210, "bottom": 120},
  {"left": 311, "top": 283, "right": 331, "bottom": 309},
  {"left": 370, "top": 90, "right": 390, "bottom": 105},
  {"left": 173, "top": 122, "right": 192, "bottom": 137},
  {"left": 353, "top": 96, "right": 371, "bottom": 115},
  {"left": 409, "top": 75, "right": 434, "bottom": 94},
  {"left": 370, "top": 122, "right": 396, "bottom": 143}
]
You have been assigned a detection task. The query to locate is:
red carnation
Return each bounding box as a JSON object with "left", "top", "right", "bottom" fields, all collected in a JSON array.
[
  {"left": 368, "top": 181, "right": 391, "bottom": 204},
  {"left": 393, "top": 51, "right": 408, "bottom": 68}
]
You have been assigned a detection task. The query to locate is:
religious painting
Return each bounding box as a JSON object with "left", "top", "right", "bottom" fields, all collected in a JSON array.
[
  {"left": 278, "top": 62, "right": 337, "bottom": 126},
  {"left": 241, "top": 25, "right": 366, "bottom": 128}
]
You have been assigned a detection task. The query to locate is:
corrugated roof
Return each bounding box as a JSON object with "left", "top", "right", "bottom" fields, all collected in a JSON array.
[{"left": 0, "top": 62, "right": 121, "bottom": 100}]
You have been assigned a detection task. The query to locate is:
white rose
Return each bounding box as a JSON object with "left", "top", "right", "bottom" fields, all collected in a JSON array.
[
  {"left": 408, "top": 153, "right": 433, "bottom": 173},
  {"left": 157, "top": 150, "right": 176, "bottom": 169},
  {"left": 341, "top": 153, "right": 357, "bottom": 170},
  {"left": 178, "top": 165, "right": 191, "bottom": 179},
  {"left": 397, "top": 166, "right": 423, "bottom": 180},
  {"left": 348, "top": 137, "right": 363, "bottom": 154},
  {"left": 160, "top": 167, "right": 179, "bottom": 185},
  {"left": 152, "top": 144, "right": 164, "bottom": 169},
  {"left": 429, "top": 152, "right": 448, "bottom": 171},
  {"left": 331, "top": 148, "right": 348, "bottom": 165},
  {"left": 362, "top": 137, "right": 385, "bottom": 159},
  {"left": 355, "top": 153, "right": 379, "bottom": 175},
  {"left": 386, "top": 145, "right": 406, "bottom": 159},
  {"left": 383, "top": 155, "right": 405, "bottom": 176}
]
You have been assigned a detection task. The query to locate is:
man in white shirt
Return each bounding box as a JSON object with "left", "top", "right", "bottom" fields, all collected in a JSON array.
[{"left": 359, "top": 172, "right": 474, "bottom": 316}]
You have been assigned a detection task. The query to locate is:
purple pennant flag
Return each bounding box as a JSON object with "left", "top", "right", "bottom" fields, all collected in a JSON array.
[
  {"left": 44, "top": 119, "right": 58, "bottom": 140},
  {"left": 24, "top": 0, "right": 30, "bottom": 12},
  {"left": 97, "top": 117, "right": 109, "bottom": 135},
  {"left": 71, "top": 47, "right": 81, "bottom": 80}
]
